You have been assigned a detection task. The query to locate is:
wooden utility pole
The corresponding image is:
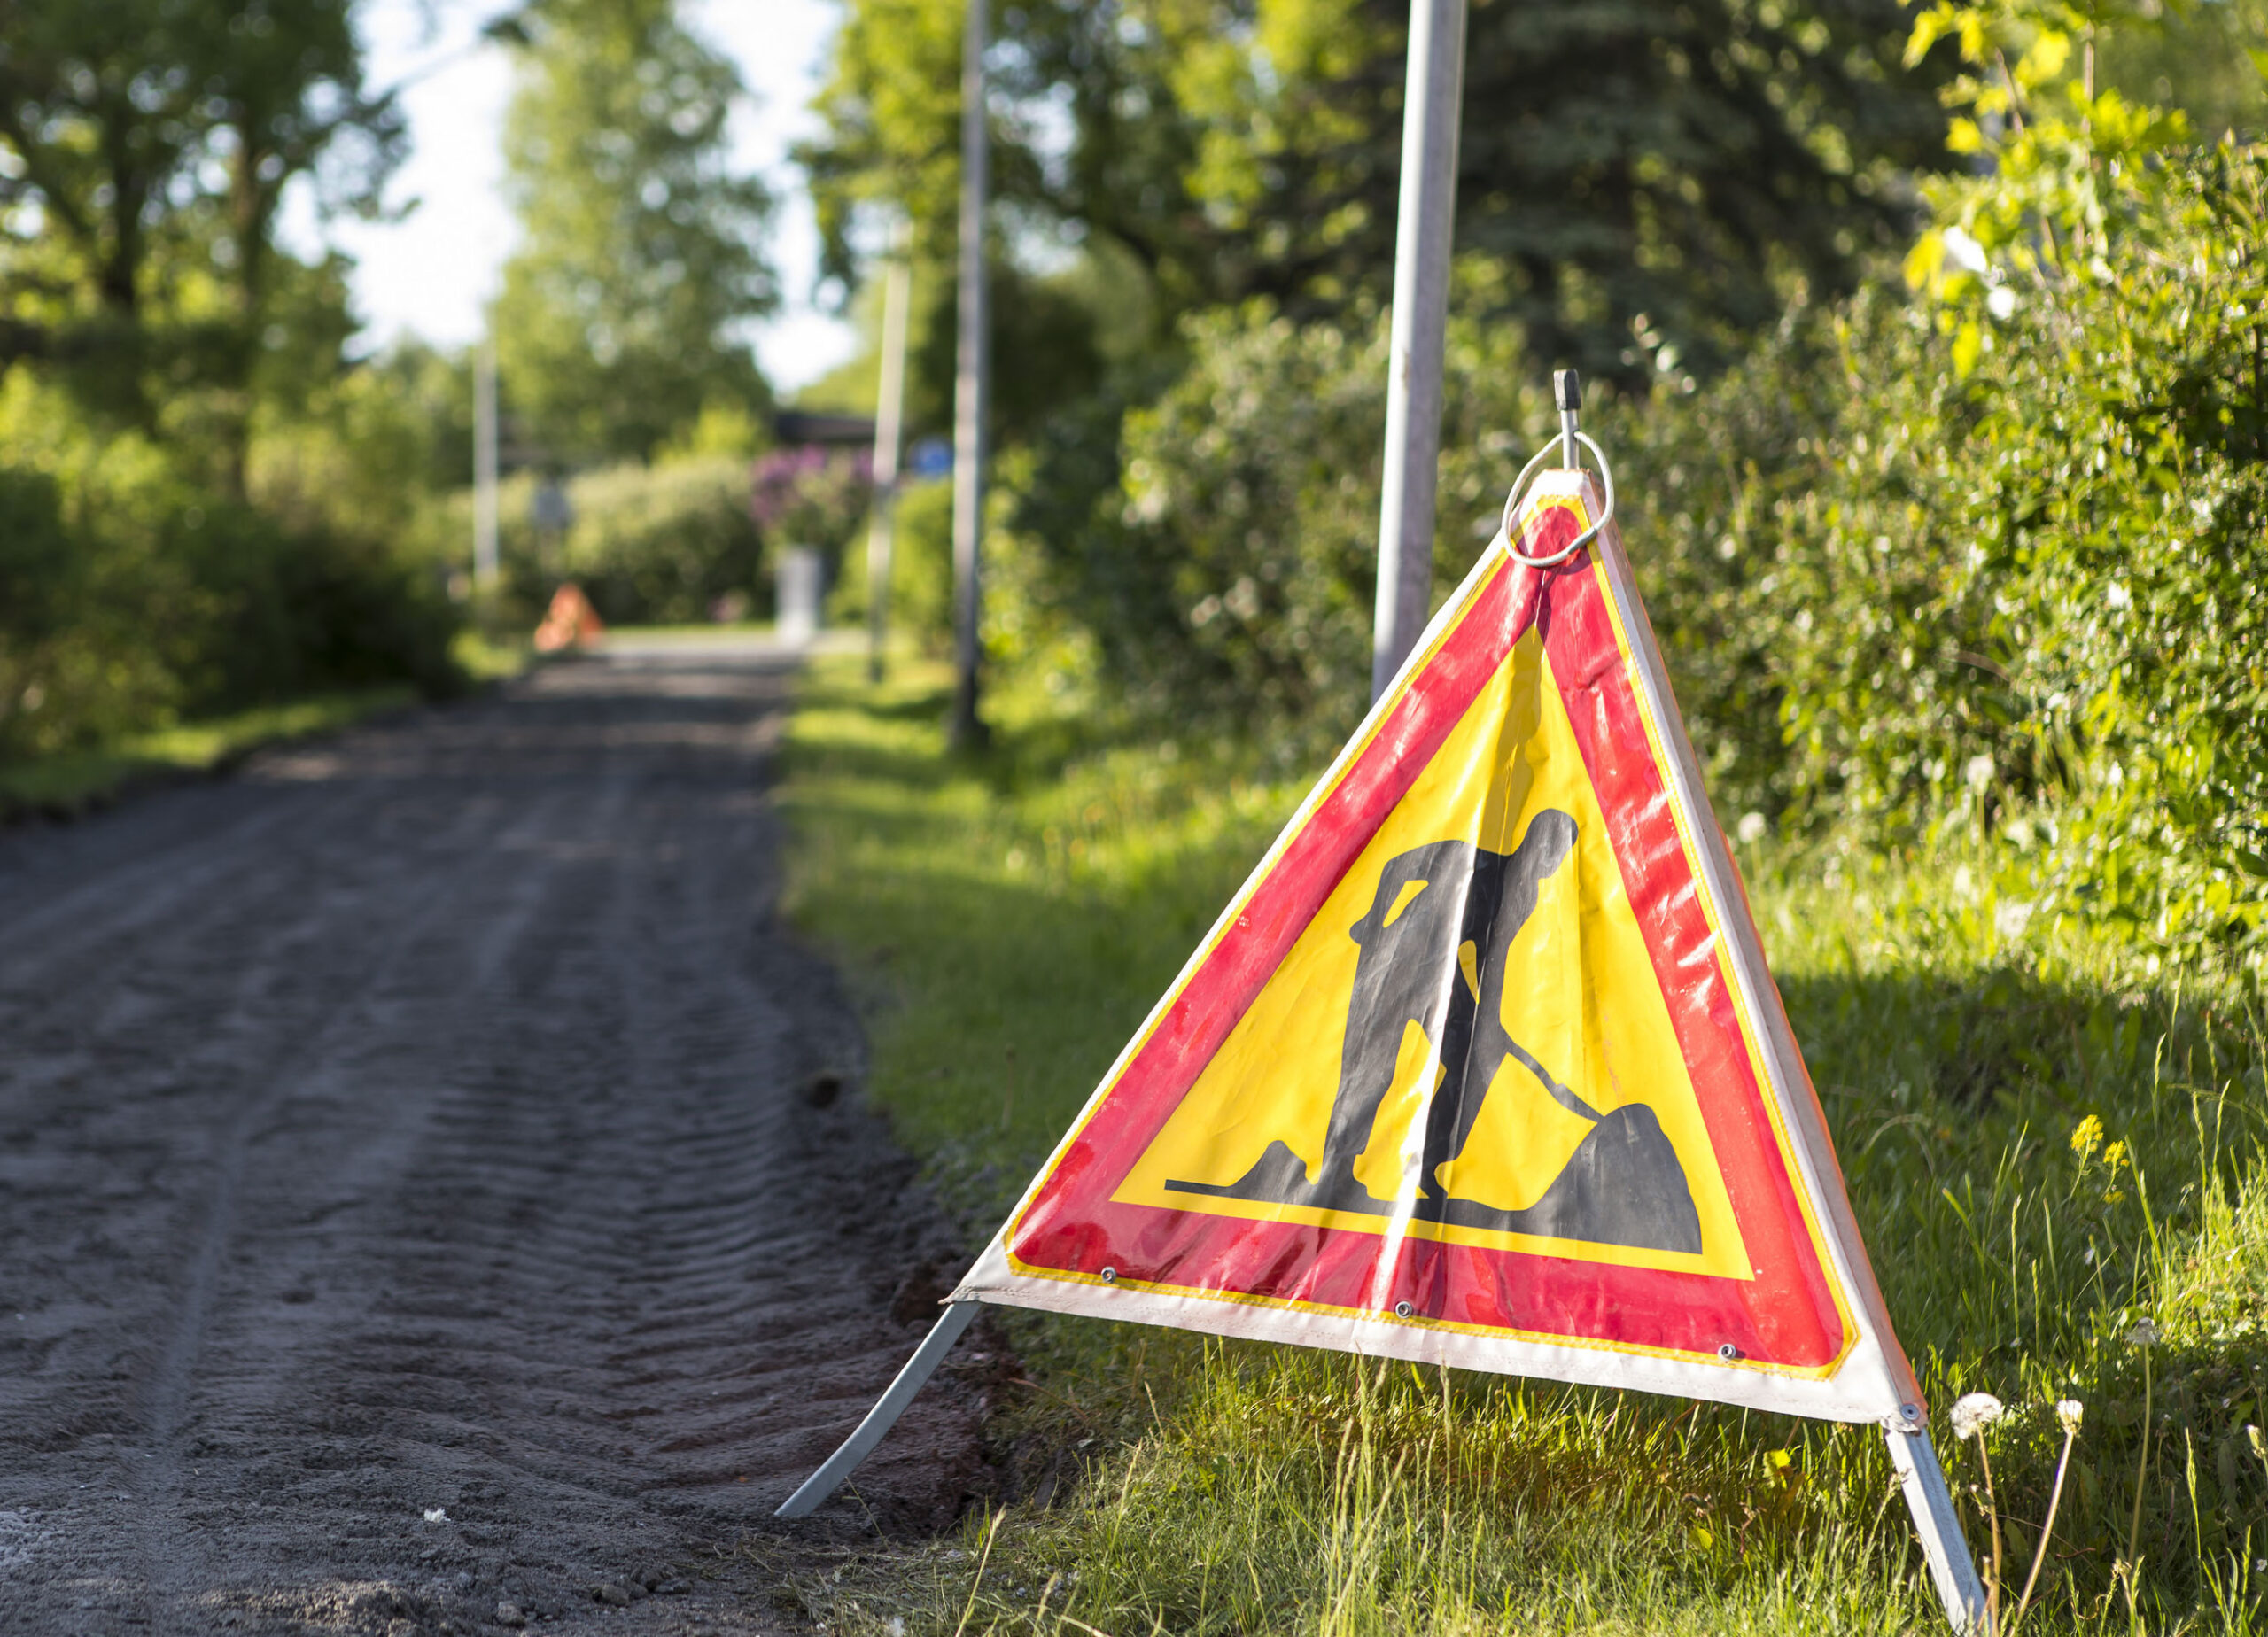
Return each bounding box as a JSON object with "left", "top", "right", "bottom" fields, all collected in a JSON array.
[
  {"left": 866, "top": 251, "right": 912, "bottom": 684},
  {"left": 947, "top": 0, "right": 989, "bottom": 748},
  {"left": 1370, "top": 0, "right": 1468, "bottom": 702}
]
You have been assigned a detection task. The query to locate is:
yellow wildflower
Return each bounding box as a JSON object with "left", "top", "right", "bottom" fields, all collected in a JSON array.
[{"left": 2070, "top": 1115, "right": 2104, "bottom": 1161}]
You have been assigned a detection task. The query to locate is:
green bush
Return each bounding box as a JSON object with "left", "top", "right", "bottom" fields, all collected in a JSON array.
[
  {"left": 1000, "top": 125, "right": 2268, "bottom": 973},
  {"left": 174, "top": 503, "right": 462, "bottom": 705},
  {"left": 828, "top": 475, "right": 958, "bottom": 648},
  {"left": 1004, "top": 302, "right": 1566, "bottom": 756},
  {"left": 1616, "top": 145, "right": 2268, "bottom": 974},
  {"left": 1006, "top": 310, "right": 1390, "bottom": 753},
  {"left": 512, "top": 455, "right": 765, "bottom": 626},
  {"left": 0, "top": 369, "right": 462, "bottom": 762}
]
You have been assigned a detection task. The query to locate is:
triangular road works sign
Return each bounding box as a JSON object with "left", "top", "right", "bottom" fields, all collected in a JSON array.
[
  {"left": 781, "top": 461, "right": 1983, "bottom": 1631},
  {"left": 950, "top": 469, "right": 1918, "bottom": 1423}
]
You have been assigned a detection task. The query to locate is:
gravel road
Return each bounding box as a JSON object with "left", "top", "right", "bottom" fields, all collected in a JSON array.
[{"left": 0, "top": 643, "right": 990, "bottom": 1634}]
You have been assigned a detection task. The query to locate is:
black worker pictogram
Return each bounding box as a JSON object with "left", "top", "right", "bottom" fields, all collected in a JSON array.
[{"left": 1169, "top": 811, "right": 1702, "bottom": 1253}]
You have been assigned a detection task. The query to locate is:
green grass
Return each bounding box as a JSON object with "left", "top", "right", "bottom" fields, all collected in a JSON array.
[
  {"left": 454, "top": 626, "right": 532, "bottom": 682},
  {"left": 0, "top": 685, "right": 424, "bottom": 818},
  {"left": 780, "top": 652, "right": 2268, "bottom": 1636}
]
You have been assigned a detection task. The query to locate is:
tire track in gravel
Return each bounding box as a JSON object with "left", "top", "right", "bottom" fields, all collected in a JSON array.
[{"left": 0, "top": 644, "right": 994, "bottom": 1636}]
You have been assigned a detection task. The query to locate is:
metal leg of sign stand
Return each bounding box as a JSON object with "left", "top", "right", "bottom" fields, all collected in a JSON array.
[
  {"left": 775, "top": 1300, "right": 978, "bottom": 1518},
  {"left": 1887, "top": 1427, "right": 1992, "bottom": 1633}
]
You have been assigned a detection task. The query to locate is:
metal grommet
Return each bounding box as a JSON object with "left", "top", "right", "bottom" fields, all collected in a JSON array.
[
  {"left": 1099, "top": 1266, "right": 1117, "bottom": 1284},
  {"left": 1394, "top": 1300, "right": 1415, "bottom": 1319},
  {"left": 1717, "top": 1342, "right": 1742, "bottom": 1361},
  {"left": 1497, "top": 430, "right": 1617, "bottom": 569}
]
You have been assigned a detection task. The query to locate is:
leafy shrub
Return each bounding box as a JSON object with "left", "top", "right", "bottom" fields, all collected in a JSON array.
[
  {"left": 829, "top": 474, "right": 958, "bottom": 648},
  {"left": 1619, "top": 139, "right": 2268, "bottom": 972},
  {"left": 0, "top": 370, "right": 462, "bottom": 761},
  {"left": 1006, "top": 308, "right": 1390, "bottom": 752},
  {"left": 0, "top": 466, "right": 184, "bottom": 758},
  {"left": 1005, "top": 302, "right": 1565, "bottom": 755},
  {"left": 490, "top": 455, "right": 765, "bottom": 627},
  {"left": 175, "top": 505, "right": 462, "bottom": 705},
  {"left": 1005, "top": 133, "right": 2268, "bottom": 974}
]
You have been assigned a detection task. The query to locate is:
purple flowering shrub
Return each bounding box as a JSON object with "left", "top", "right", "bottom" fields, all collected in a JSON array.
[{"left": 750, "top": 446, "right": 871, "bottom": 558}]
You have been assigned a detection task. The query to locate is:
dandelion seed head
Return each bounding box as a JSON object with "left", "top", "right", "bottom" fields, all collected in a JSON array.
[{"left": 1951, "top": 1393, "right": 2005, "bottom": 1439}]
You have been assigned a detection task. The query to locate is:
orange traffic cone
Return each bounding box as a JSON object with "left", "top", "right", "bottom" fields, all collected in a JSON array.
[{"left": 533, "top": 583, "right": 606, "bottom": 653}]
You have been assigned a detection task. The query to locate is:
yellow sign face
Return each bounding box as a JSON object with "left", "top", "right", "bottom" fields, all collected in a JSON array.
[{"left": 1113, "top": 628, "right": 1751, "bottom": 1279}]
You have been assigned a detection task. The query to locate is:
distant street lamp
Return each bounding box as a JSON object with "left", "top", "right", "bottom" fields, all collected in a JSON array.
[
  {"left": 474, "top": 337, "right": 501, "bottom": 599},
  {"left": 866, "top": 244, "right": 912, "bottom": 684}
]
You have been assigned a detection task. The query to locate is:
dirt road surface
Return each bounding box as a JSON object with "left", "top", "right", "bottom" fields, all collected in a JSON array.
[{"left": 0, "top": 642, "right": 991, "bottom": 1634}]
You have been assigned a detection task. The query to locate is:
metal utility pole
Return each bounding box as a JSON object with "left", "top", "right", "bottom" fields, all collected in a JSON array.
[
  {"left": 947, "top": 0, "right": 989, "bottom": 748},
  {"left": 1369, "top": 0, "right": 1468, "bottom": 702},
  {"left": 474, "top": 337, "right": 501, "bottom": 598},
  {"left": 866, "top": 250, "right": 912, "bottom": 685}
]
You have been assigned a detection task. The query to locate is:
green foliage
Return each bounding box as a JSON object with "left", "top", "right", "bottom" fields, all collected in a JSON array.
[
  {"left": 0, "top": 370, "right": 460, "bottom": 761},
  {"left": 802, "top": 0, "right": 1954, "bottom": 395},
  {"left": 553, "top": 456, "right": 765, "bottom": 626},
  {"left": 830, "top": 475, "right": 963, "bottom": 654},
  {"left": 440, "top": 455, "right": 765, "bottom": 629},
  {"left": 2095, "top": 0, "right": 2268, "bottom": 140},
  {"left": 1201, "top": 0, "right": 1953, "bottom": 377},
  {"left": 492, "top": 0, "right": 775, "bottom": 463},
  {"left": 248, "top": 343, "right": 479, "bottom": 546},
  {"left": 1007, "top": 306, "right": 1386, "bottom": 749},
  {"left": 797, "top": 0, "right": 973, "bottom": 282},
  {"left": 1616, "top": 96, "right": 2268, "bottom": 970},
  {"left": 998, "top": 294, "right": 1555, "bottom": 752},
  {"left": 889, "top": 476, "right": 960, "bottom": 648},
  {"left": 0, "top": 0, "right": 404, "bottom": 485}
]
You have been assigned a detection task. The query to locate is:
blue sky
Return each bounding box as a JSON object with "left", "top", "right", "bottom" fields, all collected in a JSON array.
[{"left": 283, "top": 0, "right": 858, "bottom": 392}]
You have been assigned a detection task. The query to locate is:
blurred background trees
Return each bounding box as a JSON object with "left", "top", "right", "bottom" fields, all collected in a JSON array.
[
  {"left": 0, "top": 0, "right": 796, "bottom": 761},
  {"left": 0, "top": 0, "right": 456, "bottom": 760},
  {"left": 1, "top": 0, "right": 2264, "bottom": 969},
  {"left": 793, "top": 0, "right": 2268, "bottom": 974},
  {"left": 490, "top": 0, "right": 775, "bottom": 464}
]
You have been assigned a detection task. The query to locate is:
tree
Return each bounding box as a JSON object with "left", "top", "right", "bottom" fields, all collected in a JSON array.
[
  {"left": 492, "top": 0, "right": 776, "bottom": 464},
  {"left": 801, "top": 0, "right": 1954, "bottom": 387},
  {"left": 1159, "top": 0, "right": 1954, "bottom": 378},
  {"left": 0, "top": 0, "right": 403, "bottom": 485}
]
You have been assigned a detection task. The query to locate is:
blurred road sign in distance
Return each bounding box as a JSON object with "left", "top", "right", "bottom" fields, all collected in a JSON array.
[
  {"left": 531, "top": 477, "right": 574, "bottom": 533},
  {"left": 907, "top": 438, "right": 951, "bottom": 480}
]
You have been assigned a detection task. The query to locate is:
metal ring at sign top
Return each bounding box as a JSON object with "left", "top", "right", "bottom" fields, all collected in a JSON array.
[{"left": 1499, "top": 430, "right": 1616, "bottom": 569}]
